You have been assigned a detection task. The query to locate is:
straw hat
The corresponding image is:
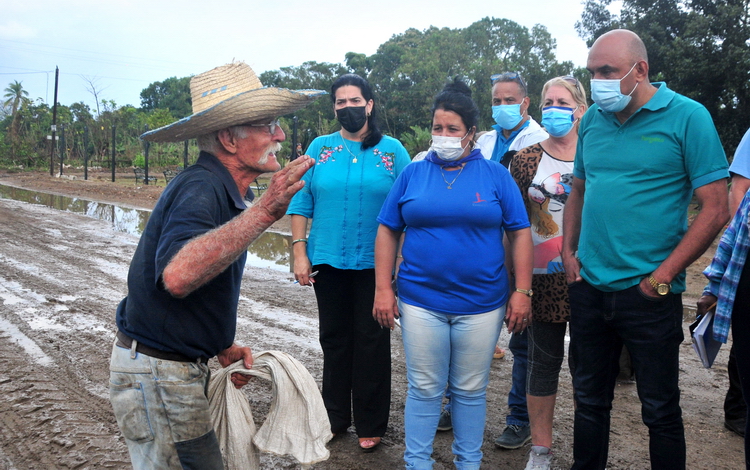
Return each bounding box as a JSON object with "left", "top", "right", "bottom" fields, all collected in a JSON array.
[{"left": 141, "top": 62, "right": 326, "bottom": 142}]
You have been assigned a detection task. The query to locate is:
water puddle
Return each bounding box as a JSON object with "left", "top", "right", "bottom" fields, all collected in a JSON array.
[{"left": 0, "top": 184, "right": 293, "bottom": 272}]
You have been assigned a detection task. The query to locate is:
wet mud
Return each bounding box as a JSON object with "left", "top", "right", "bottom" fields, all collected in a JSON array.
[{"left": 0, "top": 170, "right": 744, "bottom": 469}]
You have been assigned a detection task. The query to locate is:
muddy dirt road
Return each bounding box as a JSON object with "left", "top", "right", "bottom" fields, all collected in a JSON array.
[{"left": 0, "top": 171, "right": 745, "bottom": 469}]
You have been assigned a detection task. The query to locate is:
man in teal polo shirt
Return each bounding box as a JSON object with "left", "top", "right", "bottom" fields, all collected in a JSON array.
[{"left": 562, "top": 29, "right": 729, "bottom": 470}]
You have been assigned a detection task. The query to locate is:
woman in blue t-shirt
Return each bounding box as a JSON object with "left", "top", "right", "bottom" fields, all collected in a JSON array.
[
  {"left": 373, "top": 78, "right": 533, "bottom": 469},
  {"left": 287, "top": 74, "right": 410, "bottom": 452}
]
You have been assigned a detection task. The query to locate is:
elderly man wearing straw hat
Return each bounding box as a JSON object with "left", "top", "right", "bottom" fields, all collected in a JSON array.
[{"left": 108, "top": 62, "right": 325, "bottom": 470}]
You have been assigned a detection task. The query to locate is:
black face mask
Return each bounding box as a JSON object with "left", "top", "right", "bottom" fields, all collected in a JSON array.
[{"left": 336, "top": 106, "right": 368, "bottom": 133}]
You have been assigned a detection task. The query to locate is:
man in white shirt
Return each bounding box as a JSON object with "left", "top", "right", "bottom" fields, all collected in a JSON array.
[{"left": 477, "top": 71, "right": 548, "bottom": 167}]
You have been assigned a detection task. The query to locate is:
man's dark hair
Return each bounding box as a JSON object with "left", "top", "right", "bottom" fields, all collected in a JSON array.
[{"left": 491, "top": 71, "right": 528, "bottom": 97}]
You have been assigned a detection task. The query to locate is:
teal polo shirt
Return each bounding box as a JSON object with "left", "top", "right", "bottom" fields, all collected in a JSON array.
[{"left": 574, "top": 82, "right": 728, "bottom": 292}]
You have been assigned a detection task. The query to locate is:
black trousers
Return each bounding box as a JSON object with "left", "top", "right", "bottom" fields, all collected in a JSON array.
[
  {"left": 725, "top": 343, "right": 747, "bottom": 423},
  {"left": 312, "top": 264, "right": 391, "bottom": 437},
  {"left": 733, "top": 259, "right": 750, "bottom": 469}
]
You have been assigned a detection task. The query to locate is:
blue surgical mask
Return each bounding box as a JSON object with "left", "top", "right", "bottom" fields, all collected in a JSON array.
[
  {"left": 542, "top": 106, "right": 577, "bottom": 138},
  {"left": 590, "top": 63, "right": 638, "bottom": 113},
  {"left": 492, "top": 104, "right": 523, "bottom": 130}
]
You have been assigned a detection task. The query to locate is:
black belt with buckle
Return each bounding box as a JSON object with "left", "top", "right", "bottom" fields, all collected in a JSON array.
[{"left": 116, "top": 330, "right": 209, "bottom": 364}]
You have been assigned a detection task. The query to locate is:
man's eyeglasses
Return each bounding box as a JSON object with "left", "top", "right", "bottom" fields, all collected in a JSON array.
[
  {"left": 490, "top": 71, "right": 527, "bottom": 95},
  {"left": 246, "top": 120, "right": 281, "bottom": 135}
]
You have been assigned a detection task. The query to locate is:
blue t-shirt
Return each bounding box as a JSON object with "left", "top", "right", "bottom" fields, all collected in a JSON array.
[
  {"left": 286, "top": 132, "right": 411, "bottom": 270},
  {"left": 729, "top": 127, "right": 750, "bottom": 178},
  {"left": 378, "top": 149, "right": 530, "bottom": 314},
  {"left": 116, "top": 152, "right": 248, "bottom": 359},
  {"left": 574, "top": 83, "right": 729, "bottom": 292}
]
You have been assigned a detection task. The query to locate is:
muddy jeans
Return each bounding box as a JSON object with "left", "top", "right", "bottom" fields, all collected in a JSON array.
[{"left": 108, "top": 341, "right": 223, "bottom": 470}]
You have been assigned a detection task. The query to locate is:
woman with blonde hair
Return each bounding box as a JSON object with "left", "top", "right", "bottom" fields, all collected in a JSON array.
[{"left": 508, "top": 76, "right": 588, "bottom": 470}]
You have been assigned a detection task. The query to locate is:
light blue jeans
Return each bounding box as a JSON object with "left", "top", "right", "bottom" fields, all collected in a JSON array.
[
  {"left": 108, "top": 340, "right": 223, "bottom": 470},
  {"left": 400, "top": 300, "right": 505, "bottom": 470}
]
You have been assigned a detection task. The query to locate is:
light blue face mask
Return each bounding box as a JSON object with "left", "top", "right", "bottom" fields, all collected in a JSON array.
[
  {"left": 492, "top": 104, "right": 523, "bottom": 130},
  {"left": 541, "top": 106, "right": 577, "bottom": 137},
  {"left": 590, "top": 63, "right": 639, "bottom": 113}
]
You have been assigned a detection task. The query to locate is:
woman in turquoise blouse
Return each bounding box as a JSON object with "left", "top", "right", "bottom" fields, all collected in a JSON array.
[{"left": 287, "top": 74, "right": 410, "bottom": 452}]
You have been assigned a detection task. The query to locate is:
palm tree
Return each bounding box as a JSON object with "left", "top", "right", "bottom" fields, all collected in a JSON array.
[
  {"left": 3, "top": 80, "right": 29, "bottom": 119},
  {"left": 4, "top": 80, "right": 30, "bottom": 158}
]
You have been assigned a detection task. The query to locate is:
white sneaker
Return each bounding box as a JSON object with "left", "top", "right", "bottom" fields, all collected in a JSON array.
[{"left": 524, "top": 446, "right": 552, "bottom": 470}]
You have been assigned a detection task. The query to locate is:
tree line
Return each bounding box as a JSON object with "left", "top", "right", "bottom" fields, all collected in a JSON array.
[
  {"left": 577, "top": 0, "right": 750, "bottom": 155},
  {"left": 1, "top": 5, "right": 748, "bottom": 172}
]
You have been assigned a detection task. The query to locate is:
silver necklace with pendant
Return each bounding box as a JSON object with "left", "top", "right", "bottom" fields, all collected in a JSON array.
[
  {"left": 341, "top": 136, "right": 365, "bottom": 163},
  {"left": 440, "top": 165, "right": 465, "bottom": 189}
]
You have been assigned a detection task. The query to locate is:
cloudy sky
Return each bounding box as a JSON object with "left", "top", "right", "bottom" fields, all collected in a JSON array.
[{"left": 1, "top": 0, "right": 594, "bottom": 111}]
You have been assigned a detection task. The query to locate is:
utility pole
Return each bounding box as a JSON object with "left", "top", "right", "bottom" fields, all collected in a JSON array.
[
  {"left": 59, "top": 123, "right": 65, "bottom": 176},
  {"left": 83, "top": 126, "right": 89, "bottom": 180},
  {"left": 291, "top": 116, "right": 299, "bottom": 161},
  {"left": 49, "top": 66, "right": 59, "bottom": 176},
  {"left": 111, "top": 122, "right": 116, "bottom": 182},
  {"left": 143, "top": 124, "right": 151, "bottom": 184}
]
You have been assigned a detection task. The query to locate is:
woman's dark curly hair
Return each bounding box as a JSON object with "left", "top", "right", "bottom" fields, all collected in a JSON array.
[{"left": 431, "top": 76, "right": 479, "bottom": 133}]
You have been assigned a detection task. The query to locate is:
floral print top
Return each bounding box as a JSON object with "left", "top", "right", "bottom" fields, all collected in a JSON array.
[{"left": 287, "top": 132, "right": 411, "bottom": 270}]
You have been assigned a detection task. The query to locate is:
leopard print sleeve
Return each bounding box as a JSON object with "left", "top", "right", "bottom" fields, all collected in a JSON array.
[{"left": 508, "top": 143, "right": 543, "bottom": 205}]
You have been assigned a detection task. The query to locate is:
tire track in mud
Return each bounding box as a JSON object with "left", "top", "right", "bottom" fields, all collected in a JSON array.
[
  {"left": 0, "top": 199, "right": 332, "bottom": 469},
  {"left": 0, "top": 329, "right": 131, "bottom": 469},
  {"left": 0, "top": 200, "right": 133, "bottom": 468},
  {"left": 3, "top": 193, "right": 744, "bottom": 469}
]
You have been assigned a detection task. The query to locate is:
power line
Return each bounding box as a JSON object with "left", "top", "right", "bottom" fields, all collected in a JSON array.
[
  {"left": 0, "top": 67, "right": 171, "bottom": 84},
  {"left": 1, "top": 38, "right": 201, "bottom": 105},
  {"left": 0, "top": 39, "right": 204, "bottom": 73},
  {"left": 0, "top": 70, "right": 53, "bottom": 75}
]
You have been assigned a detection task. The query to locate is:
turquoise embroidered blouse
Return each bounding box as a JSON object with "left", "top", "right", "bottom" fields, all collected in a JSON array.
[{"left": 286, "top": 132, "right": 411, "bottom": 270}]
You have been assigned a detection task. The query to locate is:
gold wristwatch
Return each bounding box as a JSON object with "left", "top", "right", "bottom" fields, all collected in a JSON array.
[
  {"left": 648, "top": 275, "right": 671, "bottom": 296},
  {"left": 515, "top": 288, "right": 534, "bottom": 298}
]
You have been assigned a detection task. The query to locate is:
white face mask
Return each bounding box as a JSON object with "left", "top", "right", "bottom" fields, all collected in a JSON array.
[{"left": 430, "top": 133, "right": 470, "bottom": 161}]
